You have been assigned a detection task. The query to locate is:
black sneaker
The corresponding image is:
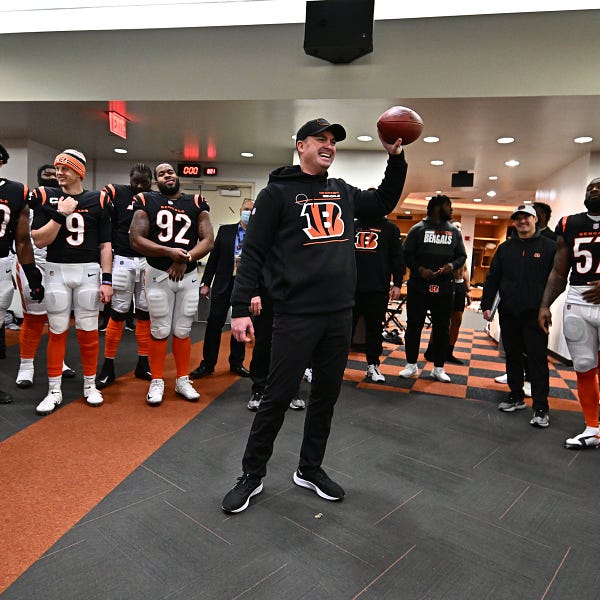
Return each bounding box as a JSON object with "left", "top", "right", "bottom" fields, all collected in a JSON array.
[
  {"left": 247, "top": 392, "right": 262, "bottom": 411},
  {"left": 0, "top": 388, "right": 13, "bottom": 403},
  {"left": 293, "top": 468, "right": 345, "bottom": 501},
  {"left": 134, "top": 356, "right": 152, "bottom": 381},
  {"left": 498, "top": 395, "right": 527, "bottom": 412},
  {"left": 530, "top": 409, "right": 550, "bottom": 428},
  {"left": 446, "top": 354, "right": 464, "bottom": 365},
  {"left": 62, "top": 366, "right": 76, "bottom": 379},
  {"left": 95, "top": 360, "right": 115, "bottom": 389},
  {"left": 222, "top": 474, "right": 263, "bottom": 513}
]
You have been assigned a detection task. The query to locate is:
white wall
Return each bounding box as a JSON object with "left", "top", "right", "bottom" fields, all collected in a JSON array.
[
  {"left": 589, "top": 151, "right": 600, "bottom": 181},
  {"left": 0, "top": 139, "right": 28, "bottom": 183},
  {"left": 535, "top": 153, "right": 591, "bottom": 227},
  {"left": 26, "top": 140, "right": 61, "bottom": 187}
]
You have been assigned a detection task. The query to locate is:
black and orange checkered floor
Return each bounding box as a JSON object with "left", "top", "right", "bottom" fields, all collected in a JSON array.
[{"left": 345, "top": 327, "right": 580, "bottom": 413}]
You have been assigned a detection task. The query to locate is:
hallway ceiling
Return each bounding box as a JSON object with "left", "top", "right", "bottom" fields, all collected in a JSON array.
[{"left": 2, "top": 95, "right": 599, "bottom": 216}]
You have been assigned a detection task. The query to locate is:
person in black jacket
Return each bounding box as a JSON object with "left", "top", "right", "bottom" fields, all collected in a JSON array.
[
  {"left": 481, "top": 204, "right": 556, "bottom": 427},
  {"left": 221, "top": 117, "right": 407, "bottom": 513},
  {"left": 353, "top": 215, "right": 404, "bottom": 382},
  {"left": 190, "top": 198, "right": 254, "bottom": 379},
  {"left": 399, "top": 195, "right": 467, "bottom": 383},
  {"left": 533, "top": 201, "right": 557, "bottom": 240}
]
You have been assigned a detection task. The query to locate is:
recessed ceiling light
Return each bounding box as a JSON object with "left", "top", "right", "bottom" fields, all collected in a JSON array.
[
  {"left": 473, "top": 198, "right": 482, "bottom": 203},
  {"left": 492, "top": 215, "right": 499, "bottom": 219},
  {"left": 574, "top": 136, "right": 593, "bottom": 144},
  {"left": 405, "top": 210, "right": 411, "bottom": 214},
  {"left": 523, "top": 200, "right": 533, "bottom": 205},
  {"left": 357, "top": 135, "right": 372, "bottom": 142},
  {"left": 425, "top": 196, "right": 432, "bottom": 200},
  {"left": 241, "top": 152, "right": 254, "bottom": 158},
  {"left": 423, "top": 136, "right": 440, "bottom": 143},
  {"left": 291, "top": 135, "right": 297, "bottom": 141},
  {"left": 435, "top": 190, "right": 442, "bottom": 194},
  {"left": 487, "top": 190, "right": 496, "bottom": 197},
  {"left": 505, "top": 160, "right": 520, "bottom": 167},
  {"left": 430, "top": 160, "right": 444, "bottom": 166},
  {"left": 114, "top": 148, "right": 127, "bottom": 154},
  {"left": 497, "top": 137, "right": 515, "bottom": 144},
  {"left": 488, "top": 175, "right": 498, "bottom": 181}
]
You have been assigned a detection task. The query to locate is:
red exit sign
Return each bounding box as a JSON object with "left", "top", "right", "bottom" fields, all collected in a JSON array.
[{"left": 109, "top": 111, "right": 127, "bottom": 139}]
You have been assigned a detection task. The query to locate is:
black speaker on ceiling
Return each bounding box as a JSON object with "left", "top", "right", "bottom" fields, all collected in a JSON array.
[
  {"left": 304, "top": 0, "right": 375, "bottom": 65},
  {"left": 451, "top": 171, "right": 474, "bottom": 187}
]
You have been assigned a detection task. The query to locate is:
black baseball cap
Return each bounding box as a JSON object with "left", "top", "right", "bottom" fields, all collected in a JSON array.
[{"left": 296, "top": 118, "right": 346, "bottom": 142}]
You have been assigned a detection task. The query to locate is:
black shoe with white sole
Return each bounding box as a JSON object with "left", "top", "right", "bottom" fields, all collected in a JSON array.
[
  {"left": 293, "top": 468, "right": 344, "bottom": 501},
  {"left": 222, "top": 474, "right": 263, "bottom": 513}
]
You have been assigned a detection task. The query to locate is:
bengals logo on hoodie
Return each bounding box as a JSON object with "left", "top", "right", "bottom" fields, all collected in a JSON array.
[
  {"left": 298, "top": 193, "right": 347, "bottom": 244},
  {"left": 354, "top": 229, "right": 380, "bottom": 251}
]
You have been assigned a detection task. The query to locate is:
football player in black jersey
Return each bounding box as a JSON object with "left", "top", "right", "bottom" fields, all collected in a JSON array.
[
  {"left": 130, "top": 162, "right": 214, "bottom": 406},
  {"left": 540, "top": 177, "right": 600, "bottom": 448},
  {"left": 95, "top": 164, "right": 153, "bottom": 390},
  {"left": 0, "top": 143, "right": 45, "bottom": 403},
  {"left": 15, "top": 163, "right": 76, "bottom": 389},
  {"left": 30, "top": 149, "right": 113, "bottom": 415}
]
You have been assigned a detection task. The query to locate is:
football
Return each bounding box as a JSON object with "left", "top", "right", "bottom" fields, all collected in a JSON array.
[{"left": 376, "top": 106, "right": 424, "bottom": 145}]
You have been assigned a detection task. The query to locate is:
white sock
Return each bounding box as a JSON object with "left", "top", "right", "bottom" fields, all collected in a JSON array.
[
  {"left": 83, "top": 375, "right": 96, "bottom": 389},
  {"left": 48, "top": 376, "right": 61, "bottom": 391}
]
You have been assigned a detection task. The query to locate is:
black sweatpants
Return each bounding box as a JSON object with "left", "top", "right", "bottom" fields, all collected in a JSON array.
[
  {"left": 353, "top": 291, "right": 389, "bottom": 365},
  {"left": 201, "top": 279, "right": 246, "bottom": 369},
  {"left": 249, "top": 294, "right": 274, "bottom": 395},
  {"left": 404, "top": 284, "right": 453, "bottom": 367},
  {"left": 499, "top": 311, "right": 549, "bottom": 411},
  {"left": 242, "top": 309, "right": 352, "bottom": 478}
]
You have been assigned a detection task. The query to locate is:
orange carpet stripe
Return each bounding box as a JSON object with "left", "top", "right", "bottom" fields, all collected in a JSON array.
[
  {"left": 411, "top": 378, "right": 467, "bottom": 398},
  {"left": 0, "top": 333, "right": 240, "bottom": 594}
]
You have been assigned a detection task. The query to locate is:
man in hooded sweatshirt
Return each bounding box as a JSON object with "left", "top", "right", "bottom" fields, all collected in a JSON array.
[{"left": 221, "top": 117, "right": 407, "bottom": 513}]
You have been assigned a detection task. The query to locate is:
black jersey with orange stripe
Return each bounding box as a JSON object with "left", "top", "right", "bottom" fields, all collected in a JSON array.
[
  {"left": 30, "top": 186, "right": 112, "bottom": 264},
  {"left": 133, "top": 191, "right": 209, "bottom": 273},
  {"left": 103, "top": 183, "right": 140, "bottom": 257},
  {"left": 0, "top": 178, "right": 29, "bottom": 258},
  {"left": 555, "top": 212, "right": 600, "bottom": 286}
]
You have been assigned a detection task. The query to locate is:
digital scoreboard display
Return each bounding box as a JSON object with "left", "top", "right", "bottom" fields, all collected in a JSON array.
[{"left": 177, "top": 162, "right": 201, "bottom": 177}]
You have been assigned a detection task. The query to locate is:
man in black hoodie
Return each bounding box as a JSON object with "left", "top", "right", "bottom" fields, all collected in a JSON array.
[
  {"left": 221, "top": 117, "right": 407, "bottom": 513},
  {"left": 482, "top": 204, "right": 556, "bottom": 427},
  {"left": 353, "top": 215, "right": 404, "bottom": 382},
  {"left": 399, "top": 195, "right": 466, "bottom": 383}
]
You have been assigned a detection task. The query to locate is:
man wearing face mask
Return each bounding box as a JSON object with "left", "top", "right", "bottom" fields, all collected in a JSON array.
[
  {"left": 539, "top": 178, "right": 600, "bottom": 447},
  {"left": 190, "top": 198, "right": 254, "bottom": 379}
]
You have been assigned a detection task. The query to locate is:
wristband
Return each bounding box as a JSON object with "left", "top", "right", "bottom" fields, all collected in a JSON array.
[
  {"left": 101, "top": 273, "right": 112, "bottom": 285},
  {"left": 50, "top": 211, "right": 66, "bottom": 225}
]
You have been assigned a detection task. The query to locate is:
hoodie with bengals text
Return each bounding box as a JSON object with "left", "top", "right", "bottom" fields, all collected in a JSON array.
[
  {"left": 230, "top": 152, "right": 407, "bottom": 317},
  {"left": 403, "top": 217, "right": 467, "bottom": 294}
]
